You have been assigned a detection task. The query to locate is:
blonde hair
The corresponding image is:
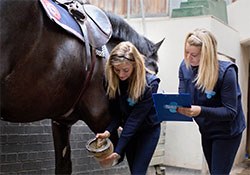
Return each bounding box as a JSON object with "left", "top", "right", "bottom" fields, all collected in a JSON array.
[
  {"left": 105, "top": 41, "right": 147, "bottom": 102},
  {"left": 184, "top": 28, "right": 219, "bottom": 92}
]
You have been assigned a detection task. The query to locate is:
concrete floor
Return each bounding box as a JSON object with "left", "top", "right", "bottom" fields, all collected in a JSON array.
[
  {"left": 147, "top": 158, "right": 250, "bottom": 175},
  {"left": 164, "top": 166, "right": 201, "bottom": 175},
  {"left": 234, "top": 159, "right": 250, "bottom": 175},
  {"left": 147, "top": 165, "right": 201, "bottom": 175}
]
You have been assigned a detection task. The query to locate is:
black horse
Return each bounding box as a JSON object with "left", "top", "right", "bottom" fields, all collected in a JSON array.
[{"left": 0, "top": 0, "right": 164, "bottom": 174}]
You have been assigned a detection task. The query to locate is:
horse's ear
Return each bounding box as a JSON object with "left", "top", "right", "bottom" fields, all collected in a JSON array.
[{"left": 152, "top": 38, "right": 165, "bottom": 53}]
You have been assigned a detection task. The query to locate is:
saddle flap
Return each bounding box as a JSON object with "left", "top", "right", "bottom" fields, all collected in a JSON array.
[{"left": 83, "top": 4, "right": 112, "bottom": 48}]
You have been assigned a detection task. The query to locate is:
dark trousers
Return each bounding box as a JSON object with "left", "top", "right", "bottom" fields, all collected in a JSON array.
[
  {"left": 201, "top": 133, "right": 242, "bottom": 175},
  {"left": 125, "top": 124, "right": 161, "bottom": 175}
]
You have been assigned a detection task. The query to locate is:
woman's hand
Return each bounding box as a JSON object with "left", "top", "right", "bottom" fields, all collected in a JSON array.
[
  {"left": 177, "top": 105, "right": 201, "bottom": 117},
  {"left": 96, "top": 130, "right": 110, "bottom": 139},
  {"left": 99, "top": 152, "right": 120, "bottom": 168}
]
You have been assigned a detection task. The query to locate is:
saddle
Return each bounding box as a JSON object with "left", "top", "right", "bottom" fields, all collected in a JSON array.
[
  {"left": 51, "top": 0, "right": 112, "bottom": 71},
  {"left": 56, "top": 0, "right": 112, "bottom": 48},
  {"left": 40, "top": 0, "right": 112, "bottom": 70}
]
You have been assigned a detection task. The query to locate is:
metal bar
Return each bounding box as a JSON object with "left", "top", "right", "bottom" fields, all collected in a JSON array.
[
  {"left": 166, "top": 0, "right": 169, "bottom": 15},
  {"left": 127, "top": 0, "right": 131, "bottom": 20},
  {"left": 114, "top": 0, "right": 118, "bottom": 14},
  {"left": 140, "top": 0, "right": 146, "bottom": 35}
]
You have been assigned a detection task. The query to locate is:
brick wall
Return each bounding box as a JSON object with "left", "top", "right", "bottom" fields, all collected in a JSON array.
[{"left": 0, "top": 120, "right": 129, "bottom": 175}]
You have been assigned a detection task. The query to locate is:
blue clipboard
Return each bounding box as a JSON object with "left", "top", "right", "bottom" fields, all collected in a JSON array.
[{"left": 152, "top": 93, "right": 193, "bottom": 122}]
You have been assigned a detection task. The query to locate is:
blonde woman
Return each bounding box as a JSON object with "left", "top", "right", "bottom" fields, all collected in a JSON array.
[
  {"left": 177, "top": 28, "right": 246, "bottom": 175},
  {"left": 96, "top": 41, "right": 161, "bottom": 174}
]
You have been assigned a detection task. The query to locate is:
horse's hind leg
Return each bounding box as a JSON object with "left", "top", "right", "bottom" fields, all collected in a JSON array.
[{"left": 52, "top": 120, "right": 74, "bottom": 174}]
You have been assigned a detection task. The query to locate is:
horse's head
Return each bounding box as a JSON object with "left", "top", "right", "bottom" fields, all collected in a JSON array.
[{"left": 143, "top": 38, "right": 165, "bottom": 74}]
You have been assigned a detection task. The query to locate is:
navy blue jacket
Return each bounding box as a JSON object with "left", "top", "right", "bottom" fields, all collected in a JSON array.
[
  {"left": 106, "top": 74, "right": 161, "bottom": 155},
  {"left": 178, "top": 60, "right": 246, "bottom": 139}
]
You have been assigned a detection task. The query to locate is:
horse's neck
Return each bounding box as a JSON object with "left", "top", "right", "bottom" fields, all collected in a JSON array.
[{"left": 106, "top": 13, "right": 151, "bottom": 56}]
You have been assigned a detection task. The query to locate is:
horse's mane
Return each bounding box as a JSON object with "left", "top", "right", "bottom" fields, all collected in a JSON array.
[{"left": 105, "top": 12, "right": 158, "bottom": 61}]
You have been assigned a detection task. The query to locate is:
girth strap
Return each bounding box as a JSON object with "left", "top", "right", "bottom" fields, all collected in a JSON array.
[
  {"left": 62, "top": 48, "right": 97, "bottom": 118},
  {"left": 79, "top": 22, "right": 91, "bottom": 71}
]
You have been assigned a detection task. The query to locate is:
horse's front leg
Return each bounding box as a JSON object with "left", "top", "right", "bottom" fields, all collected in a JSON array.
[{"left": 52, "top": 120, "right": 73, "bottom": 175}]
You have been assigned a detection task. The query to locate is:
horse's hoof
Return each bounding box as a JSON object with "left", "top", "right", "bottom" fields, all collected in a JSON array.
[{"left": 86, "top": 137, "right": 113, "bottom": 160}]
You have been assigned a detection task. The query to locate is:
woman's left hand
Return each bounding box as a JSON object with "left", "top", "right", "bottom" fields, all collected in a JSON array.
[
  {"left": 177, "top": 105, "right": 201, "bottom": 117},
  {"left": 99, "top": 152, "right": 120, "bottom": 168}
]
